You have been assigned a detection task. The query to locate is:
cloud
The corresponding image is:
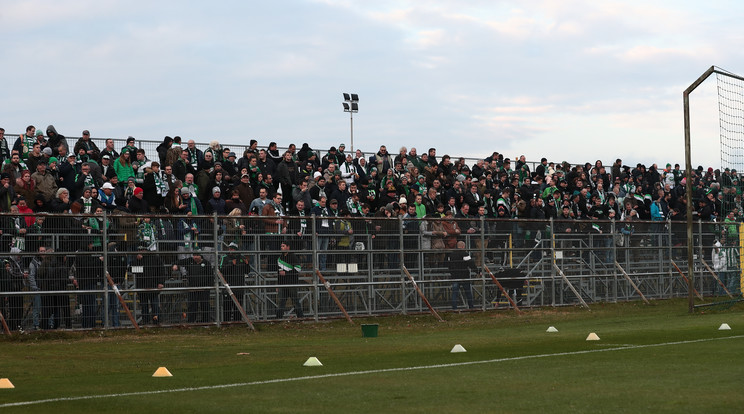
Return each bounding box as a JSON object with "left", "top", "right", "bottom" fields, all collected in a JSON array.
[{"left": 0, "top": 0, "right": 742, "bottom": 172}]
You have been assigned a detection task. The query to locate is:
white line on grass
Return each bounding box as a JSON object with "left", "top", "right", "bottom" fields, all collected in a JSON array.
[{"left": 2, "top": 334, "right": 742, "bottom": 408}]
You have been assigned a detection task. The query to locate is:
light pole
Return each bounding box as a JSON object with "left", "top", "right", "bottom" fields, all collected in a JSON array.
[{"left": 342, "top": 93, "right": 359, "bottom": 152}]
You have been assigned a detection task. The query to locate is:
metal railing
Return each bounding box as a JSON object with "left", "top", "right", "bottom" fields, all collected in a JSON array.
[
  {"left": 0, "top": 212, "right": 738, "bottom": 332},
  {"left": 2, "top": 132, "right": 544, "bottom": 172}
]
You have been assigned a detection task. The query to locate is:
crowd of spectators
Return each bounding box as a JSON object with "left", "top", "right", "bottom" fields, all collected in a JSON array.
[
  {"left": 1, "top": 123, "right": 742, "bottom": 329},
  {"left": 0, "top": 125, "right": 738, "bottom": 224}
]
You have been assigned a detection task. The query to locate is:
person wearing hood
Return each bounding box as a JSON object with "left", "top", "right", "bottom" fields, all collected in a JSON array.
[
  {"left": 45, "top": 125, "right": 69, "bottom": 158},
  {"left": 155, "top": 136, "right": 173, "bottom": 166},
  {"left": 206, "top": 186, "right": 227, "bottom": 215},
  {"left": 296, "top": 143, "right": 314, "bottom": 164},
  {"left": 0, "top": 172, "right": 16, "bottom": 212},
  {"left": 321, "top": 146, "right": 343, "bottom": 170}
]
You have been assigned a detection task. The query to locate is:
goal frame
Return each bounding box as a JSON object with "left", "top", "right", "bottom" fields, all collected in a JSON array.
[{"left": 683, "top": 66, "right": 744, "bottom": 312}]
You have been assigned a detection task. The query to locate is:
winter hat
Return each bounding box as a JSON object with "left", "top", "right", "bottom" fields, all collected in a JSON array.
[{"left": 133, "top": 187, "right": 143, "bottom": 195}]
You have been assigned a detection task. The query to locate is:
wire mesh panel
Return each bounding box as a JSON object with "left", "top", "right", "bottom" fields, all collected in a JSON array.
[{"left": 0, "top": 211, "right": 735, "bottom": 332}]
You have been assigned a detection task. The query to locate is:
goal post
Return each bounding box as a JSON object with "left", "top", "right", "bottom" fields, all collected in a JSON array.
[{"left": 683, "top": 66, "right": 744, "bottom": 313}]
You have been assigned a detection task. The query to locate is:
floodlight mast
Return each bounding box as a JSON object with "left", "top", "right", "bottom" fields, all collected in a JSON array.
[
  {"left": 683, "top": 66, "right": 744, "bottom": 313},
  {"left": 342, "top": 93, "right": 359, "bottom": 152}
]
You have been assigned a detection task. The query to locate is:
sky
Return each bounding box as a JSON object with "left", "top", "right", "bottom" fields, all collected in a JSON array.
[{"left": 2, "top": 0, "right": 744, "bottom": 170}]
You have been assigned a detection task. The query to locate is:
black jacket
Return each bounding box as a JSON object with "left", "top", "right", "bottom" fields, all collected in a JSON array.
[
  {"left": 180, "top": 257, "right": 213, "bottom": 287},
  {"left": 447, "top": 248, "right": 477, "bottom": 280}
]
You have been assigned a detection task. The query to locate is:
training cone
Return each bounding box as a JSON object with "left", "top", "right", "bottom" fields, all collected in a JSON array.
[
  {"left": 546, "top": 326, "right": 559, "bottom": 333},
  {"left": 719, "top": 323, "right": 732, "bottom": 330},
  {"left": 0, "top": 378, "right": 14, "bottom": 389},
  {"left": 450, "top": 344, "right": 467, "bottom": 353},
  {"left": 303, "top": 357, "right": 323, "bottom": 367},
  {"left": 152, "top": 367, "right": 173, "bottom": 377},
  {"left": 586, "top": 333, "right": 600, "bottom": 341}
]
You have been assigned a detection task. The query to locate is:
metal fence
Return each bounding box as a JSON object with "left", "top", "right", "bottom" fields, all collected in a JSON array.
[
  {"left": 2, "top": 133, "right": 543, "bottom": 173},
  {"left": 0, "top": 212, "right": 740, "bottom": 332}
]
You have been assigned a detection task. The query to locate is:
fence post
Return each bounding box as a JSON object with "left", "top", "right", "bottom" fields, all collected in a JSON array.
[
  {"left": 103, "top": 210, "right": 110, "bottom": 328},
  {"left": 213, "top": 212, "right": 221, "bottom": 326},
  {"left": 399, "top": 216, "right": 407, "bottom": 315},
  {"left": 611, "top": 218, "right": 617, "bottom": 303},
  {"left": 311, "top": 215, "right": 319, "bottom": 322},
  {"left": 696, "top": 220, "right": 703, "bottom": 295},
  {"left": 550, "top": 217, "right": 556, "bottom": 307},
  {"left": 480, "top": 215, "right": 486, "bottom": 310}
]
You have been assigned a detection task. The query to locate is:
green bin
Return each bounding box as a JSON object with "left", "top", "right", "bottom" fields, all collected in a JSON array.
[{"left": 361, "top": 324, "right": 379, "bottom": 338}]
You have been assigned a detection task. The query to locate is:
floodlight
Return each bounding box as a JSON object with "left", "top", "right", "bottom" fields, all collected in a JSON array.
[{"left": 341, "top": 92, "right": 359, "bottom": 152}]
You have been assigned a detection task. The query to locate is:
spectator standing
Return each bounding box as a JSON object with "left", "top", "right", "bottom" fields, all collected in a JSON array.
[
  {"left": 74, "top": 241, "right": 103, "bottom": 328},
  {"left": 448, "top": 240, "right": 477, "bottom": 310},
  {"left": 121, "top": 136, "right": 138, "bottom": 161},
  {"left": 155, "top": 136, "right": 173, "bottom": 166},
  {"left": 275, "top": 240, "right": 304, "bottom": 319},
  {"left": 73, "top": 130, "right": 101, "bottom": 162},
  {"left": 37, "top": 248, "right": 70, "bottom": 329},
  {"left": 185, "top": 140, "right": 204, "bottom": 171},
  {"left": 0, "top": 258, "right": 25, "bottom": 330},
  {"left": 179, "top": 252, "right": 213, "bottom": 323},
  {"left": 263, "top": 193, "right": 287, "bottom": 256},
  {"left": 143, "top": 161, "right": 167, "bottom": 211},
  {"left": 127, "top": 187, "right": 149, "bottom": 214},
  {"left": 311, "top": 196, "right": 332, "bottom": 270},
  {"left": 13, "top": 125, "right": 37, "bottom": 161},
  {"left": 45, "top": 125, "right": 68, "bottom": 158},
  {"left": 130, "top": 247, "right": 166, "bottom": 325},
  {"left": 100, "top": 138, "right": 119, "bottom": 162},
  {"left": 0, "top": 127, "right": 9, "bottom": 165},
  {"left": 173, "top": 149, "right": 195, "bottom": 182},
  {"left": 275, "top": 151, "right": 299, "bottom": 210},
  {"left": 220, "top": 242, "right": 250, "bottom": 322},
  {"left": 0, "top": 173, "right": 16, "bottom": 212},
  {"left": 113, "top": 151, "right": 134, "bottom": 185}
]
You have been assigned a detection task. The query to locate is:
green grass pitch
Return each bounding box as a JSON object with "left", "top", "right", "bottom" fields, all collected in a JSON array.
[{"left": 1, "top": 299, "right": 743, "bottom": 413}]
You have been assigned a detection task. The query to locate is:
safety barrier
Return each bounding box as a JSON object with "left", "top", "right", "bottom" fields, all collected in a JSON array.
[{"left": 0, "top": 212, "right": 738, "bottom": 332}]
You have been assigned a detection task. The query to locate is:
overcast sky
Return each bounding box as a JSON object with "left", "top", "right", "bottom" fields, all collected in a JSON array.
[{"left": 2, "top": 0, "right": 743, "bottom": 169}]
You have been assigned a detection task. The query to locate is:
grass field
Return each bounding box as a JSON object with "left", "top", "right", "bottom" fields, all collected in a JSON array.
[{"left": 1, "top": 299, "right": 743, "bottom": 413}]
